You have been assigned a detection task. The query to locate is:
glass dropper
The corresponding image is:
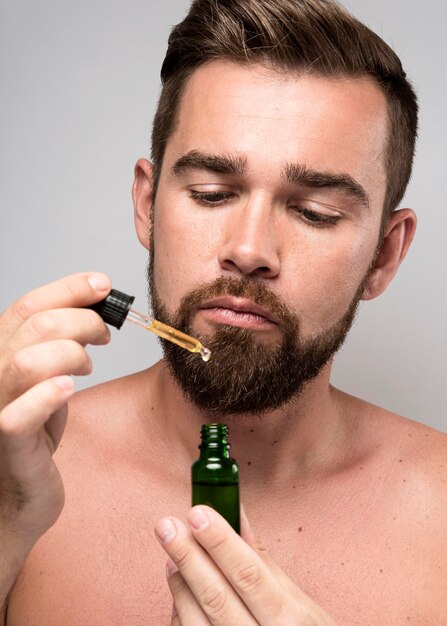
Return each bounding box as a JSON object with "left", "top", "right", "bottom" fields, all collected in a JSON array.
[{"left": 88, "top": 289, "right": 211, "bottom": 362}]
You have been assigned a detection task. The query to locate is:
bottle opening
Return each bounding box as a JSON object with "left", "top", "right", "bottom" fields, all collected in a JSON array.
[{"left": 199, "top": 423, "right": 230, "bottom": 447}]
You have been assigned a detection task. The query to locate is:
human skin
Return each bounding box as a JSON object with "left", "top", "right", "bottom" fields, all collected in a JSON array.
[
  {"left": 3, "top": 62, "right": 447, "bottom": 624},
  {"left": 143, "top": 62, "right": 400, "bottom": 341}
]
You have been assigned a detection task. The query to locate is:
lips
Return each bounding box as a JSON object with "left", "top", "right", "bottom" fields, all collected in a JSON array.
[{"left": 198, "top": 296, "right": 279, "bottom": 325}]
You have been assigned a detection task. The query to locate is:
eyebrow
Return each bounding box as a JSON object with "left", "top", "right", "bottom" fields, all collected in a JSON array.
[
  {"left": 284, "top": 162, "right": 370, "bottom": 210},
  {"left": 171, "top": 150, "right": 247, "bottom": 177},
  {"left": 171, "top": 150, "right": 369, "bottom": 210}
]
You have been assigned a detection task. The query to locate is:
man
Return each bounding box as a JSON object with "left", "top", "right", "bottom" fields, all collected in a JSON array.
[{"left": 1, "top": 0, "right": 446, "bottom": 624}]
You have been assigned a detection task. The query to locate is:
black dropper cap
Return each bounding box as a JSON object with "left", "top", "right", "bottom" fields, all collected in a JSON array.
[{"left": 88, "top": 289, "right": 135, "bottom": 329}]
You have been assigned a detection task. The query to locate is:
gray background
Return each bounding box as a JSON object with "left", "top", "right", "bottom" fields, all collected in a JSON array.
[{"left": 1, "top": 1, "right": 445, "bottom": 431}]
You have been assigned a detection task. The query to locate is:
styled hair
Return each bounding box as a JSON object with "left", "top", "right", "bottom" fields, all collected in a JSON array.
[{"left": 151, "top": 0, "right": 418, "bottom": 224}]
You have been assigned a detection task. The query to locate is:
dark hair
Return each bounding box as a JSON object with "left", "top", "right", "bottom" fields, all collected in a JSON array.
[{"left": 151, "top": 0, "right": 418, "bottom": 225}]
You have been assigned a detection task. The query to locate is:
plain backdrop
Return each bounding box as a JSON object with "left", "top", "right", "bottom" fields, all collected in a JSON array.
[{"left": 1, "top": 0, "right": 445, "bottom": 431}]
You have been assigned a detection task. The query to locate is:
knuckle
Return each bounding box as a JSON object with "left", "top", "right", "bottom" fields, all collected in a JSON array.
[
  {"left": 199, "top": 584, "right": 227, "bottom": 615},
  {"left": 7, "top": 349, "right": 35, "bottom": 381},
  {"left": 32, "top": 382, "right": 59, "bottom": 417},
  {"left": 172, "top": 546, "right": 191, "bottom": 570},
  {"left": 167, "top": 572, "right": 186, "bottom": 596},
  {"left": 0, "top": 403, "right": 27, "bottom": 437},
  {"left": 52, "top": 339, "right": 91, "bottom": 375},
  {"left": 0, "top": 409, "right": 18, "bottom": 437},
  {"left": 87, "top": 310, "right": 110, "bottom": 340},
  {"left": 29, "top": 311, "right": 58, "bottom": 339},
  {"left": 66, "top": 340, "right": 92, "bottom": 372},
  {"left": 233, "top": 562, "right": 263, "bottom": 594},
  {"left": 68, "top": 338, "right": 87, "bottom": 360},
  {"left": 0, "top": 421, "right": 25, "bottom": 439},
  {"left": 10, "top": 295, "right": 34, "bottom": 323},
  {"left": 81, "top": 348, "right": 93, "bottom": 372},
  {"left": 64, "top": 280, "right": 82, "bottom": 301},
  {"left": 206, "top": 532, "right": 229, "bottom": 554}
]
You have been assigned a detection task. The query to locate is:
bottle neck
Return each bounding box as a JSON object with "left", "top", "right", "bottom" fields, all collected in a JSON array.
[
  {"left": 199, "top": 443, "right": 230, "bottom": 460},
  {"left": 198, "top": 423, "right": 231, "bottom": 460}
]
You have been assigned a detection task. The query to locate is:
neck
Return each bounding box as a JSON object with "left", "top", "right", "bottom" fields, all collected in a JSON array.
[{"left": 142, "top": 359, "right": 357, "bottom": 489}]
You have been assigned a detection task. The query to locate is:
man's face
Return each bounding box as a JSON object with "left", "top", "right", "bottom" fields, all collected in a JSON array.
[{"left": 146, "top": 61, "right": 388, "bottom": 414}]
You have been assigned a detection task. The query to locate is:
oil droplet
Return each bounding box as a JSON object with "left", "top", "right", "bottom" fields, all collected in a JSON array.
[{"left": 200, "top": 347, "right": 211, "bottom": 362}]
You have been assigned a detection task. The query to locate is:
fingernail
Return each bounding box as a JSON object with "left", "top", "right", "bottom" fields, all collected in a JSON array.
[
  {"left": 188, "top": 506, "right": 209, "bottom": 531},
  {"left": 155, "top": 518, "right": 177, "bottom": 543},
  {"left": 166, "top": 559, "right": 178, "bottom": 576},
  {"left": 87, "top": 273, "right": 110, "bottom": 291}
]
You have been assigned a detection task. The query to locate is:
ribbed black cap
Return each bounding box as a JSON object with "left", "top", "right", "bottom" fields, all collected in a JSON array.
[{"left": 88, "top": 289, "right": 135, "bottom": 329}]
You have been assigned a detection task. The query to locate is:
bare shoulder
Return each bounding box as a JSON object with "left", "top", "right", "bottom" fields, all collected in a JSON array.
[
  {"left": 338, "top": 388, "right": 447, "bottom": 472},
  {"left": 52, "top": 363, "right": 166, "bottom": 485},
  {"left": 371, "top": 399, "right": 447, "bottom": 478},
  {"left": 398, "top": 415, "right": 447, "bottom": 476},
  {"left": 68, "top": 366, "right": 157, "bottom": 420},
  {"left": 338, "top": 391, "right": 447, "bottom": 609},
  {"left": 344, "top": 389, "right": 447, "bottom": 532},
  {"left": 382, "top": 408, "right": 447, "bottom": 609},
  {"left": 388, "top": 408, "right": 447, "bottom": 511},
  {"left": 337, "top": 388, "right": 447, "bottom": 524},
  {"left": 65, "top": 364, "right": 162, "bottom": 446}
]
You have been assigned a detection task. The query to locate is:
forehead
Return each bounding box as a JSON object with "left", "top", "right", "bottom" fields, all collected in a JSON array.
[{"left": 166, "top": 60, "right": 389, "bottom": 209}]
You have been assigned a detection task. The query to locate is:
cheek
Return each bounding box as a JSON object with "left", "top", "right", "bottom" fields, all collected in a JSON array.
[
  {"left": 152, "top": 202, "right": 222, "bottom": 311},
  {"left": 286, "top": 225, "right": 379, "bottom": 332}
]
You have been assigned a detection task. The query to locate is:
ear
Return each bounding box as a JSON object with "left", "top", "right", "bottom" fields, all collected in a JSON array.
[
  {"left": 132, "top": 158, "right": 154, "bottom": 251},
  {"left": 362, "top": 208, "right": 417, "bottom": 301}
]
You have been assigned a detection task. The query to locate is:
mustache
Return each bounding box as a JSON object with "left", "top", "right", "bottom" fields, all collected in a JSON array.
[{"left": 174, "top": 276, "right": 299, "bottom": 328}]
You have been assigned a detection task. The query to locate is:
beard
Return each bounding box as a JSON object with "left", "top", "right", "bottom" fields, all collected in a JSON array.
[{"left": 148, "top": 252, "right": 369, "bottom": 417}]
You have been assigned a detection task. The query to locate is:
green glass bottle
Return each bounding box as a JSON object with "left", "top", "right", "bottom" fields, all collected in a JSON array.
[{"left": 192, "top": 423, "right": 240, "bottom": 534}]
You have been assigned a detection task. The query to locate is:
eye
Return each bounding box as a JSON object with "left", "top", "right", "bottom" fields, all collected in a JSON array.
[
  {"left": 293, "top": 206, "right": 340, "bottom": 227},
  {"left": 189, "top": 190, "right": 235, "bottom": 206}
]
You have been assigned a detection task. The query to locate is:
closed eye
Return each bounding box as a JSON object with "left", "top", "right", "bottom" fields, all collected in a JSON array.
[
  {"left": 293, "top": 206, "right": 340, "bottom": 227},
  {"left": 189, "top": 190, "right": 235, "bottom": 206},
  {"left": 189, "top": 190, "right": 340, "bottom": 227}
]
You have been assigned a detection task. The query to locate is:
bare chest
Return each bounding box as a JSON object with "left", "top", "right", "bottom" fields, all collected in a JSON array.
[
  {"left": 8, "top": 468, "right": 184, "bottom": 625},
  {"left": 7, "top": 462, "right": 443, "bottom": 625}
]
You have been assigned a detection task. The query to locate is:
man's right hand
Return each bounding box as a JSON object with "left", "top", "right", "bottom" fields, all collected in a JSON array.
[{"left": 0, "top": 273, "right": 111, "bottom": 544}]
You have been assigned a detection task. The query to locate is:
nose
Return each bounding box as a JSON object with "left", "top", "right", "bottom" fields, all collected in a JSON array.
[{"left": 217, "top": 194, "right": 280, "bottom": 279}]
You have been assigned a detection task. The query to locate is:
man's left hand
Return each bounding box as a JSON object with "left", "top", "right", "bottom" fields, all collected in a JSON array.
[{"left": 155, "top": 505, "right": 338, "bottom": 625}]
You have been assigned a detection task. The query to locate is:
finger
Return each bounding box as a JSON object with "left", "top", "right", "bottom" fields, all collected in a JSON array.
[
  {"left": 166, "top": 562, "right": 213, "bottom": 626},
  {"left": 1, "top": 339, "right": 92, "bottom": 407},
  {"left": 0, "top": 272, "right": 111, "bottom": 335},
  {"left": 6, "top": 307, "right": 111, "bottom": 354},
  {"left": 0, "top": 376, "right": 75, "bottom": 451},
  {"left": 187, "top": 506, "right": 307, "bottom": 625},
  {"left": 155, "top": 517, "right": 257, "bottom": 626}
]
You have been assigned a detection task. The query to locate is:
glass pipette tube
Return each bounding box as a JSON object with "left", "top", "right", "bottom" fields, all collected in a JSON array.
[
  {"left": 88, "top": 288, "right": 211, "bottom": 362},
  {"left": 126, "top": 309, "right": 211, "bottom": 362}
]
